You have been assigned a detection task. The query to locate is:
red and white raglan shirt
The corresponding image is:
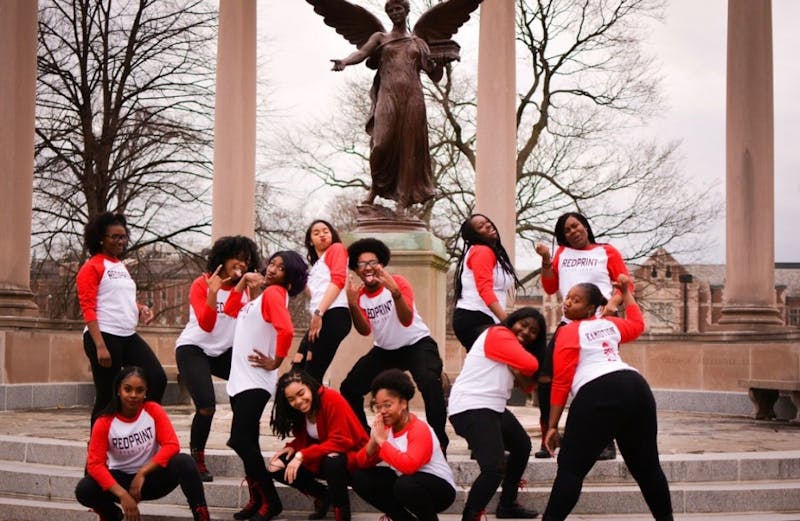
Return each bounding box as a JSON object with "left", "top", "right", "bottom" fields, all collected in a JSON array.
[
  {"left": 175, "top": 275, "right": 247, "bottom": 356},
  {"left": 224, "top": 285, "right": 294, "bottom": 397},
  {"left": 307, "top": 242, "right": 349, "bottom": 313},
  {"left": 354, "top": 275, "right": 430, "bottom": 350},
  {"left": 550, "top": 304, "right": 645, "bottom": 407},
  {"left": 86, "top": 401, "right": 180, "bottom": 490},
  {"left": 455, "top": 245, "right": 515, "bottom": 323},
  {"left": 448, "top": 327, "right": 540, "bottom": 416},
  {"left": 354, "top": 413, "right": 455, "bottom": 488},
  {"left": 76, "top": 254, "right": 139, "bottom": 336},
  {"left": 540, "top": 243, "right": 631, "bottom": 322}
]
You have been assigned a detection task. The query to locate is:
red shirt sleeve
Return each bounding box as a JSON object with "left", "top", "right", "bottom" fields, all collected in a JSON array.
[
  {"left": 483, "top": 327, "right": 539, "bottom": 377},
  {"left": 602, "top": 244, "right": 633, "bottom": 295},
  {"left": 189, "top": 275, "right": 217, "bottom": 332},
  {"left": 393, "top": 275, "right": 415, "bottom": 327},
  {"left": 540, "top": 247, "right": 562, "bottom": 295},
  {"left": 324, "top": 243, "right": 348, "bottom": 289},
  {"left": 551, "top": 323, "right": 581, "bottom": 407},
  {"left": 147, "top": 402, "right": 180, "bottom": 467},
  {"left": 607, "top": 303, "right": 645, "bottom": 342},
  {"left": 76, "top": 255, "right": 105, "bottom": 323},
  {"left": 223, "top": 288, "right": 247, "bottom": 317},
  {"left": 297, "top": 388, "right": 368, "bottom": 466},
  {"left": 466, "top": 246, "right": 500, "bottom": 306},
  {"left": 262, "top": 286, "right": 294, "bottom": 358},
  {"left": 378, "top": 416, "right": 433, "bottom": 475},
  {"left": 86, "top": 415, "right": 116, "bottom": 490}
]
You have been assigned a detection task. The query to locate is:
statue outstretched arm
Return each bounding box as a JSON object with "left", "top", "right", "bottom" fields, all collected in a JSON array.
[{"left": 331, "top": 32, "right": 383, "bottom": 71}]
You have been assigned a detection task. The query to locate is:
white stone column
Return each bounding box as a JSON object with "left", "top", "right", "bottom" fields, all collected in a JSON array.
[
  {"left": 718, "top": 0, "right": 783, "bottom": 328},
  {"left": 0, "top": 0, "right": 38, "bottom": 316},
  {"left": 475, "top": 0, "right": 516, "bottom": 260},
  {"left": 211, "top": 0, "right": 257, "bottom": 240}
]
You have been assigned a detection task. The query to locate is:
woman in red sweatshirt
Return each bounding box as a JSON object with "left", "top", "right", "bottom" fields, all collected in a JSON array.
[
  {"left": 542, "top": 275, "right": 672, "bottom": 521},
  {"left": 268, "top": 369, "right": 368, "bottom": 521}
]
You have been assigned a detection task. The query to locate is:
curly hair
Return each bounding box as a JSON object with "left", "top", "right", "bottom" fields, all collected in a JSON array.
[
  {"left": 453, "top": 213, "right": 521, "bottom": 302},
  {"left": 554, "top": 212, "right": 598, "bottom": 247},
  {"left": 503, "top": 306, "right": 547, "bottom": 355},
  {"left": 99, "top": 365, "right": 149, "bottom": 417},
  {"left": 370, "top": 368, "right": 415, "bottom": 401},
  {"left": 304, "top": 220, "right": 343, "bottom": 265},
  {"left": 83, "top": 212, "right": 128, "bottom": 255},
  {"left": 347, "top": 238, "right": 391, "bottom": 271},
  {"left": 268, "top": 251, "right": 309, "bottom": 297},
  {"left": 205, "top": 235, "right": 261, "bottom": 275},
  {"left": 270, "top": 369, "right": 322, "bottom": 440}
]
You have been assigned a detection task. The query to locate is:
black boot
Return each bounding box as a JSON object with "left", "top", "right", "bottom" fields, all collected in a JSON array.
[
  {"left": 191, "top": 447, "right": 213, "bottom": 482},
  {"left": 496, "top": 502, "right": 539, "bottom": 519},
  {"left": 192, "top": 505, "right": 211, "bottom": 521},
  {"left": 597, "top": 440, "right": 616, "bottom": 461},
  {"left": 233, "top": 477, "right": 260, "bottom": 520},
  {"left": 250, "top": 478, "right": 283, "bottom": 521}
]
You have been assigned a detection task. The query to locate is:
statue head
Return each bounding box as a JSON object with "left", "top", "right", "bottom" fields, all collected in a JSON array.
[{"left": 385, "top": 0, "right": 410, "bottom": 16}]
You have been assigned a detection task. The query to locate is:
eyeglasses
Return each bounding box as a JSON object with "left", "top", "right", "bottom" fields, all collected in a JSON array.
[
  {"left": 104, "top": 234, "right": 129, "bottom": 242},
  {"left": 356, "top": 259, "right": 380, "bottom": 269},
  {"left": 370, "top": 400, "right": 396, "bottom": 412}
]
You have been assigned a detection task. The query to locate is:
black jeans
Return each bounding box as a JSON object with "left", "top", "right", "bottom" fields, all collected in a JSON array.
[
  {"left": 351, "top": 466, "right": 455, "bottom": 521},
  {"left": 543, "top": 370, "right": 672, "bottom": 520},
  {"left": 227, "top": 388, "right": 271, "bottom": 480},
  {"left": 452, "top": 308, "right": 495, "bottom": 351},
  {"left": 270, "top": 452, "right": 351, "bottom": 507},
  {"left": 293, "top": 307, "right": 352, "bottom": 382},
  {"left": 449, "top": 408, "right": 532, "bottom": 511},
  {"left": 175, "top": 344, "right": 232, "bottom": 450},
  {"left": 75, "top": 453, "right": 206, "bottom": 516},
  {"left": 83, "top": 331, "right": 167, "bottom": 427},
  {"left": 339, "top": 337, "right": 448, "bottom": 452}
]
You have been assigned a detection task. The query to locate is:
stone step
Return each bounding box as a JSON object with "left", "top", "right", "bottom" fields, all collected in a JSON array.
[{"left": 2, "top": 458, "right": 800, "bottom": 516}]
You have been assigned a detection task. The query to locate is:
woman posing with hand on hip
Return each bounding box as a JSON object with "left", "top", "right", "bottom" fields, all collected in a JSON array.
[
  {"left": 268, "top": 369, "right": 368, "bottom": 521},
  {"left": 542, "top": 275, "right": 672, "bottom": 521},
  {"left": 76, "top": 212, "right": 167, "bottom": 427},
  {"left": 535, "top": 211, "right": 631, "bottom": 460},
  {"left": 75, "top": 366, "right": 210, "bottom": 521},
  {"left": 224, "top": 251, "right": 308, "bottom": 521},
  {"left": 293, "top": 220, "right": 352, "bottom": 382},
  {"left": 452, "top": 214, "right": 521, "bottom": 351},
  {"left": 175, "top": 235, "right": 261, "bottom": 481}
]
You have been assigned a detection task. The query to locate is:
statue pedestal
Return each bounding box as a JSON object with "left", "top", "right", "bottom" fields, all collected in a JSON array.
[{"left": 323, "top": 229, "right": 449, "bottom": 398}]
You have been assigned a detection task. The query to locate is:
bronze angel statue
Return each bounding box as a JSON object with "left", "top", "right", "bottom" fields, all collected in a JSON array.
[{"left": 306, "top": 0, "right": 482, "bottom": 211}]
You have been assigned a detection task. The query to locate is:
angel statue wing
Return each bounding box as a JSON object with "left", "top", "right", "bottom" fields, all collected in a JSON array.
[
  {"left": 414, "top": 0, "right": 483, "bottom": 63},
  {"left": 305, "top": 0, "right": 386, "bottom": 68}
]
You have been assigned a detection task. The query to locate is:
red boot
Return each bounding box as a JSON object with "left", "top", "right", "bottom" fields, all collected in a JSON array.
[{"left": 233, "top": 477, "right": 261, "bottom": 520}]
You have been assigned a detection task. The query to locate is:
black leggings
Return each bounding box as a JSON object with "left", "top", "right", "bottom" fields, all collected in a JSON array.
[
  {"left": 227, "top": 388, "right": 271, "bottom": 480},
  {"left": 293, "top": 307, "right": 352, "bottom": 382},
  {"left": 270, "top": 452, "right": 351, "bottom": 507},
  {"left": 175, "top": 344, "right": 232, "bottom": 451},
  {"left": 543, "top": 370, "right": 672, "bottom": 520},
  {"left": 351, "top": 466, "right": 455, "bottom": 521},
  {"left": 339, "top": 337, "right": 448, "bottom": 452},
  {"left": 452, "top": 308, "right": 495, "bottom": 351},
  {"left": 449, "top": 408, "right": 531, "bottom": 512},
  {"left": 75, "top": 453, "right": 206, "bottom": 516},
  {"left": 83, "top": 331, "right": 167, "bottom": 427}
]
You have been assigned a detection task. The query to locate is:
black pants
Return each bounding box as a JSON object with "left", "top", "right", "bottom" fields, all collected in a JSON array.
[
  {"left": 83, "top": 331, "right": 167, "bottom": 426},
  {"left": 543, "top": 370, "right": 672, "bottom": 520},
  {"left": 175, "top": 344, "right": 232, "bottom": 451},
  {"left": 449, "top": 408, "right": 531, "bottom": 512},
  {"left": 75, "top": 453, "right": 206, "bottom": 516},
  {"left": 351, "top": 466, "right": 455, "bottom": 521},
  {"left": 339, "top": 337, "right": 448, "bottom": 452},
  {"left": 293, "top": 307, "right": 352, "bottom": 382},
  {"left": 227, "top": 388, "right": 271, "bottom": 480},
  {"left": 452, "top": 308, "right": 495, "bottom": 351},
  {"left": 270, "top": 452, "right": 351, "bottom": 507}
]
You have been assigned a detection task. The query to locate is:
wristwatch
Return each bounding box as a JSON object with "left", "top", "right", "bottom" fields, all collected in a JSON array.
[{"left": 313, "top": 308, "right": 323, "bottom": 317}]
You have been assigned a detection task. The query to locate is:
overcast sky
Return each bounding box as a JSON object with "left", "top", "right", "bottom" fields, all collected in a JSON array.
[{"left": 256, "top": 1, "right": 799, "bottom": 265}]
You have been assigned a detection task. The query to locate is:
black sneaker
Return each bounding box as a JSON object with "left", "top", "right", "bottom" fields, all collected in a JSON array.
[
  {"left": 495, "top": 502, "right": 539, "bottom": 519},
  {"left": 597, "top": 443, "right": 616, "bottom": 461}
]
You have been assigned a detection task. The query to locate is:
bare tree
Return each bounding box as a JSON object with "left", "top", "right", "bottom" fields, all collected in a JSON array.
[
  {"left": 285, "top": 0, "right": 719, "bottom": 280},
  {"left": 34, "top": 0, "right": 218, "bottom": 262}
]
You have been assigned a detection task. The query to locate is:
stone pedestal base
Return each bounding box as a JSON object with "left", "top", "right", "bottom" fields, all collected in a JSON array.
[
  {"left": 0, "top": 287, "right": 38, "bottom": 317},
  {"left": 717, "top": 304, "right": 785, "bottom": 330}
]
